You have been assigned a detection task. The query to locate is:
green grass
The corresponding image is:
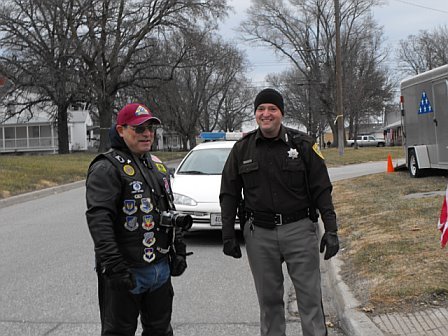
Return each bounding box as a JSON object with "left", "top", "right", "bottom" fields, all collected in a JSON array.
[
  {"left": 0, "top": 146, "right": 404, "bottom": 198},
  {"left": 335, "top": 171, "right": 448, "bottom": 313},
  {"left": 0, "top": 151, "right": 187, "bottom": 198},
  {"left": 322, "top": 146, "right": 405, "bottom": 166}
]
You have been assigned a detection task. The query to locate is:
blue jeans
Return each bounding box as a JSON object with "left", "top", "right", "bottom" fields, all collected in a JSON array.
[
  {"left": 130, "top": 258, "right": 170, "bottom": 295},
  {"left": 98, "top": 258, "right": 174, "bottom": 336}
]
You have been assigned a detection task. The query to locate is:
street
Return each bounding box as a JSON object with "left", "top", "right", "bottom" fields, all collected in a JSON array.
[{"left": 0, "top": 161, "right": 389, "bottom": 335}]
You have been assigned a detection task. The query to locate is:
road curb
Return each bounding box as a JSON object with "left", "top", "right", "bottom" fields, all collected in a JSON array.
[
  {"left": 318, "top": 223, "right": 384, "bottom": 336},
  {"left": 0, "top": 180, "right": 85, "bottom": 209},
  {"left": 326, "top": 255, "right": 384, "bottom": 336}
]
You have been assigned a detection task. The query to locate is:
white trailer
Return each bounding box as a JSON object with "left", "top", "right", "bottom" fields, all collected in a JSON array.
[{"left": 400, "top": 64, "right": 448, "bottom": 177}]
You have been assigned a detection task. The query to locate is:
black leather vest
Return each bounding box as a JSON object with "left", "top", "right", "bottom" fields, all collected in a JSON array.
[{"left": 101, "top": 149, "right": 172, "bottom": 267}]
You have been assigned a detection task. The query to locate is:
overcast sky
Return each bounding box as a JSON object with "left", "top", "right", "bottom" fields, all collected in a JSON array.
[{"left": 219, "top": 0, "right": 448, "bottom": 87}]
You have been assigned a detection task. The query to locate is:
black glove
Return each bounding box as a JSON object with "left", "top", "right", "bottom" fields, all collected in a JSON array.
[
  {"left": 320, "top": 231, "right": 340, "bottom": 260},
  {"left": 223, "top": 238, "right": 242, "bottom": 258},
  {"left": 170, "top": 254, "right": 187, "bottom": 276},
  {"left": 107, "top": 271, "right": 136, "bottom": 291}
]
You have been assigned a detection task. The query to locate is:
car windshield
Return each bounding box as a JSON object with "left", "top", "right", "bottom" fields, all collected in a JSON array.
[{"left": 177, "top": 147, "right": 232, "bottom": 175}]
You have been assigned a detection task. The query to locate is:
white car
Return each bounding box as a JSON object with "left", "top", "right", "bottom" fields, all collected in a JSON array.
[{"left": 171, "top": 140, "right": 238, "bottom": 230}]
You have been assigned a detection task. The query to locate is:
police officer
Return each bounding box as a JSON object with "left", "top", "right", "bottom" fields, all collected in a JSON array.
[
  {"left": 220, "top": 88, "right": 339, "bottom": 336},
  {"left": 86, "top": 103, "right": 187, "bottom": 336}
]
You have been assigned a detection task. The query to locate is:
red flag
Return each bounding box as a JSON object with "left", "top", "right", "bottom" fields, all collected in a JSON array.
[{"left": 437, "top": 186, "right": 448, "bottom": 248}]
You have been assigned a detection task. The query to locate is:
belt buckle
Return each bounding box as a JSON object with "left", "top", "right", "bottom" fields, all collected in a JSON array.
[{"left": 275, "top": 214, "right": 283, "bottom": 225}]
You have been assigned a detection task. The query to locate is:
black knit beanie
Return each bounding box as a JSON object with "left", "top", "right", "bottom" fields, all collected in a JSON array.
[{"left": 254, "top": 88, "right": 284, "bottom": 115}]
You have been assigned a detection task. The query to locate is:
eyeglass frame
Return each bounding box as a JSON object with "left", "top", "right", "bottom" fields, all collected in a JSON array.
[{"left": 124, "top": 124, "right": 158, "bottom": 134}]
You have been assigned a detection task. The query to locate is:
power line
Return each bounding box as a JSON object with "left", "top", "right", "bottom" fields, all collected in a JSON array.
[{"left": 392, "top": 0, "right": 448, "bottom": 14}]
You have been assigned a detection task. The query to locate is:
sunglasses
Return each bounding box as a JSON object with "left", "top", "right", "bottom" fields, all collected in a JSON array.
[{"left": 126, "top": 124, "right": 157, "bottom": 134}]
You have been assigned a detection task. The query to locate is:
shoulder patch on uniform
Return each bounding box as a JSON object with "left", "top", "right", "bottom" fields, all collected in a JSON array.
[{"left": 312, "top": 143, "right": 325, "bottom": 160}]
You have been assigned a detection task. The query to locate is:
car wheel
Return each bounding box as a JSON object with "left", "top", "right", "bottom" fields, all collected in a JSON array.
[
  {"left": 408, "top": 150, "right": 422, "bottom": 178},
  {"left": 378, "top": 142, "right": 385, "bottom": 147}
]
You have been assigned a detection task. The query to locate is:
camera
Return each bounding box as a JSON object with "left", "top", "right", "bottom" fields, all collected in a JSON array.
[{"left": 160, "top": 210, "right": 193, "bottom": 231}]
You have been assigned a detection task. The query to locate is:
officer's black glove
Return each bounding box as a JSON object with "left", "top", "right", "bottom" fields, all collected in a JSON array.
[
  {"left": 170, "top": 254, "right": 187, "bottom": 276},
  {"left": 320, "top": 231, "right": 340, "bottom": 260},
  {"left": 107, "top": 271, "right": 136, "bottom": 291},
  {"left": 223, "top": 238, "right": 242, "bottom": 258}
]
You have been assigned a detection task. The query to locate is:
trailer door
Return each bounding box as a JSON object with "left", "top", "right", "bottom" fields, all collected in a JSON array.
[{"left": 433, "top": 80, "right": 448, "bottom": 164}]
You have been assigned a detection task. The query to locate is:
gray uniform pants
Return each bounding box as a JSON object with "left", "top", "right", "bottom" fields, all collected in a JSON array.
[{"left": 243, "top": 218, "right": 327, "bottom": 336}]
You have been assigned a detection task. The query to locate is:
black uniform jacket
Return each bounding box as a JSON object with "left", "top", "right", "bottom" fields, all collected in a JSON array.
[
  {"left": 85, "top": 127, "right": 177, "bottom": 274},
  {"left": 220, "top": 125, "right": 337, "bottom": 240}
]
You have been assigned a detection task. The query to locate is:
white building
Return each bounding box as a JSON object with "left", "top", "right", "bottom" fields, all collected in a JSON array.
[{"left": 0, "top": 106, "right": 93, "bottom": 153}]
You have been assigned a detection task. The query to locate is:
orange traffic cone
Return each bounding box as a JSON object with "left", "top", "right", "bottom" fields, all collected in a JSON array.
[{"left": 387, "top": 154, "right": 394, "bottom": 173}]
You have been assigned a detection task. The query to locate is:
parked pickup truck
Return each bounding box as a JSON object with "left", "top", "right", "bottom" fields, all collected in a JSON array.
[{"left": 346, "top": 135, "right": 386, "bottom": 147}]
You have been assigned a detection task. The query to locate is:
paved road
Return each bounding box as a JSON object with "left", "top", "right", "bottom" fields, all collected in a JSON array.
[
  {"left": 0, "top": 160, "right": 393, "bottom": 336},
  {"left": 0, "top": 187, "right": 303, "bottom": 335}
]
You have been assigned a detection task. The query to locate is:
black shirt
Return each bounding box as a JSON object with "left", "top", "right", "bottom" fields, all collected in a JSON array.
[{"left": 220, "top": 125, "right": 337, "bottom": 240}]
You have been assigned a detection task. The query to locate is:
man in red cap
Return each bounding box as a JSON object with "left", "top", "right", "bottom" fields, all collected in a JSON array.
[{"left": 86, "top": 103, "right": 189, "bottom": 336}]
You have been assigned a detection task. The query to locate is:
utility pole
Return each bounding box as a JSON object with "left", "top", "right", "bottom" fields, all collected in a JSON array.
[
  {"left": 307, "top": 66, "right": 312, "bottom": 138},
  {"left": 334, "top": 0, "right": 344, "bottom": 156}
]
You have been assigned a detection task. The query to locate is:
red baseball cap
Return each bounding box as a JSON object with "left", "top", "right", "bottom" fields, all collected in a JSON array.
[{"left": 116, "top": 103, "right": 161, "bottom": 126}]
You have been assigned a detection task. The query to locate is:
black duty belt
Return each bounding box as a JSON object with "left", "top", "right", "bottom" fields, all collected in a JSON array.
[{"left": 247, "top": 209, "right": 309, "bottom": 229}]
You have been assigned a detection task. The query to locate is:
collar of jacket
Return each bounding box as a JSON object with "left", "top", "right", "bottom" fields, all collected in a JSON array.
[{"left": 255, "top": 124, "right": 288, "bottom": 145}]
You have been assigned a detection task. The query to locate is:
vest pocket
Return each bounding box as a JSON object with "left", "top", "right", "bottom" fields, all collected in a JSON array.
[
  {"left": 239, "top": 161, "right": 259, "bottom": 189},
  {"left": 282, "top": 160, "right": 305, "bottom": 190}
]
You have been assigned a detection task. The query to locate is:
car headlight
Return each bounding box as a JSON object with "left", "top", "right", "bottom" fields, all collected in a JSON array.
[{"left": 173, "top": 193, "right": 197, "bottom": 206}]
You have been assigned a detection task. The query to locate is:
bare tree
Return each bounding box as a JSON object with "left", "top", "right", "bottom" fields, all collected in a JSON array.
[
  {"left": 397, "top": 25, "right": 448, "bottom": 75},
  {"left": 240, "top": 0, "right": 390, "bottom": 146},
  {"left": 69, "top": 0, "right": 229, "bottom": 152},
  {"left": 0, "top": 0, "right": 85, "bottom": 154},
  {"left": 146, "top": 30, "right": 250, "bottom": 149},
  {"left": 217, "top": 79, "right": 255, "bottom": 132},
  {"left": 197, "top": 39, "right": 249, "bottom": 133}
]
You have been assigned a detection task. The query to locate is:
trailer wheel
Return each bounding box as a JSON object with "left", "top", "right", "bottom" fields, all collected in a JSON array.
[{"left": 408, "top": 150, "right": 422, "bottom": 178}]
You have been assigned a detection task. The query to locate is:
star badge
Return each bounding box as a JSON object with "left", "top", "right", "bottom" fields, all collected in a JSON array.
[{"left": 287, "top": 148, "right": 299, "bottom": 159}]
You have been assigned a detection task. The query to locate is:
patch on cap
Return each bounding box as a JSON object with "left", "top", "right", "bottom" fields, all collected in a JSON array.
[
  {"left": 135, "top": 105, "right": 150, "bottom": 116},
  {"left": 117, "top": 103, "right": 161, "bottom": 126}
]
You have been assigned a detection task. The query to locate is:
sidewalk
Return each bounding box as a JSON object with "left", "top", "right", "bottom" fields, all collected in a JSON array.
[{"left": 285, "top": 221, "right": 448, "bottom": 336}]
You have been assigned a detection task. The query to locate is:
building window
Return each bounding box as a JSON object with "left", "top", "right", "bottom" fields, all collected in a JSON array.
[
  {"left": 4, "top": 127, "right": 15, "bottom": 148},
  {"left": 16, "top": 126, "right": 27, "bottom": 148}
]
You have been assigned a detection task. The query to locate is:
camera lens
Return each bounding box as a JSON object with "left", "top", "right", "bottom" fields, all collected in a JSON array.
[{"left": 174, "top": 213, "right": 193, "bottom": 231}]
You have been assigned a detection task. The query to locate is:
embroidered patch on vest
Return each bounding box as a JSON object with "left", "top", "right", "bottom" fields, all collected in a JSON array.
[
  {"left": 143, "top": 232, "right": 156, "bottom": 247},
  {"left": 124, "top": 216, "right": 138, "bottom": 231},
  {"left": 163, "top": 177, "right": 171, "bottom": 194},
  {"left": 114, "top": 154, "right": 125, "bottom": 163},
  {"left": 142, "top": 215, "right": 155, "bottom": 230},
  {"left": 155, "top": 163, "right": 167, "bottom": 174},
  {"left": 123, "top": 200, "right": 137, "bottom": 215},
  {"left": 123, "top": 164, "right": 135, "bottom": 176},
  {"left": 143, "top": 248, "right": 156, "bottom": 263},
  {"left": 151, "top": 154, "right": 162, "bottom": 163},
  {"left": 140, "top": 198, "right": 153, "bottom": 213},
  {"left": 130, "top": 181, "right": 144, "bottom": 194}
]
